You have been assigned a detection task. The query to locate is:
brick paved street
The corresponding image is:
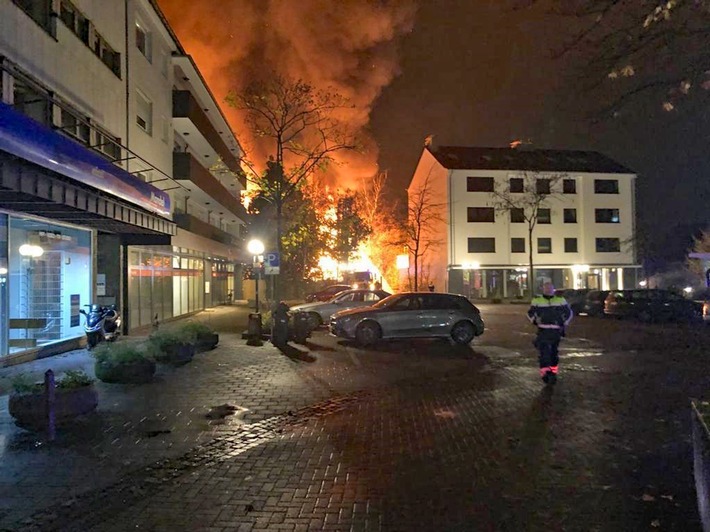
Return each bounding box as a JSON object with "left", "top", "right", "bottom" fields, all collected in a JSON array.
[{"left": 0, "top": 303, "right": 707, "bottom": 531}]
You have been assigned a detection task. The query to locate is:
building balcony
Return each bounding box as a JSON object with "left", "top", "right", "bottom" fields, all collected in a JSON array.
[
  {"left": 172, "top": 90, "right": 245, "bottom": 186},
  {"left": 173, "top": 152, "right": 247, "bottom": 223},
  {"left": 173, "top": 213, "right": 243, "bottom": 247}
]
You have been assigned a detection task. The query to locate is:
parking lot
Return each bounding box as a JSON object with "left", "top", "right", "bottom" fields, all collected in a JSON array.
[{"left": 1, "top": 303, "right": 708, "bottom": 530}]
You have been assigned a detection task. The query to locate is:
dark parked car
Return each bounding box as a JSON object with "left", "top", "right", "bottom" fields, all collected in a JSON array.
[
  {"left": 604, "top": 289, "right": 702, "bottom": 322},
  {"left": 305, "top": 284, "right": 352, "bottom": 303},
  {"left": 578, "top": 290, "right": 610, "bottom": 317},
  {"left": 291, "top": 289, "right": 391, "bottom": 327},
  {"left": 330, "top": 292, "right": 485, "bottom": 346},
  {"left": 554, "top": 288, "right": 590, "bottom": 314}
]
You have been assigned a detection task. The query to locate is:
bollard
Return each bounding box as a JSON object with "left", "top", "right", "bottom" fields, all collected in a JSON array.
[
  {"left": 44, "top": 369, "right": 56, "bottom": 441},
  {"left": 247, "top": 313, "right": 263, "bottom": 346},
  {"left": 271, "top": 302, "right": 290, "bottom": 347},
  {"left": 292, "top": 312, "right": 311, "bottom": 344}
]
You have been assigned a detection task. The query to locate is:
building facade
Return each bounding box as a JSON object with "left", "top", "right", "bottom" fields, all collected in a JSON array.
[
  {"left": 408, "top": 146, "right": 640, "bottom": 298},
  {"left": 0, "top": 0, "right": 248, "bottom": 364}
]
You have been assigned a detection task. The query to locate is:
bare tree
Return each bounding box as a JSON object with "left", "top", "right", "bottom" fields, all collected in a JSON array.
[
  {"left": 521, "top": 0, "right": 710, "bottom": 115},
  {"left": 403, "top": 172, "right": 444, "bottom": 291},
  {"left": 226, "top": 73, "right": 358, "bottom": 299},
  {"left": 491, "top": 171, "right": 564, "bottom": 298}
]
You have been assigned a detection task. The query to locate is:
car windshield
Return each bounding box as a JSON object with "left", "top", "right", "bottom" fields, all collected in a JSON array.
[{"left": 371, "top": 293, "right": 405, "bottom": 309}]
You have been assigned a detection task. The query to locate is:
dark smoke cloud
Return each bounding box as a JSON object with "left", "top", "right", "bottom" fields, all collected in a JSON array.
[{"left": 158, "top": 0, "right": 417, "bottom": 187}]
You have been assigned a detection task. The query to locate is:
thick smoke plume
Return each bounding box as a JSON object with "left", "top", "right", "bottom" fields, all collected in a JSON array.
[{"left": 158, "top": 0, "right": 417, "bottom": 188}]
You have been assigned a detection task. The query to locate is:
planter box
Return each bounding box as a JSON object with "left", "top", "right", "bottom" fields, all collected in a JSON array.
[
  {"left": 194, "top": 332, "right": 219, "bottom": 353},
  {"left": 95, "top": 357, "right": 156, "bottom": 384},
  {"left": 155, "top": 342, "right": 195, "bottom": 366},
  {"left": 9, "top": 385, "right": 98, "bottom": 430},
  {"left": 692, "top": 401, "right": 710, "bottom": 532}
]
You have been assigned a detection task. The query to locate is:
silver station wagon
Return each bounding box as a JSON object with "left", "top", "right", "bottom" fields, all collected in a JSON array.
[{"left": 330, "top": 292, "right": 485, "bottom": 346}]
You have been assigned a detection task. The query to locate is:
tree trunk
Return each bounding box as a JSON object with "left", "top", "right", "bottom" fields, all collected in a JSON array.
[{"left": 528, "top": 227, "right": 534, "bottom": 300}]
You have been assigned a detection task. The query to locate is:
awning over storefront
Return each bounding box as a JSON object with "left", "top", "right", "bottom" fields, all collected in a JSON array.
[
  {"left": 0, "top": 154, "right": 175, "bottom": 239},
  {"left": 0, "top": 101, "right": 170, "bottom": 217}
]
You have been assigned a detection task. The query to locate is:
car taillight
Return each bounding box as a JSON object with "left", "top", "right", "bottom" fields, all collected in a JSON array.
[{"left": 704, "top": 302, "right": 709, "bottom": 317}]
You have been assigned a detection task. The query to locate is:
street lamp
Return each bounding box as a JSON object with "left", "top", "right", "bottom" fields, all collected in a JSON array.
[{"left": 247, "top": 239, "right": 265, "bottom": 313}]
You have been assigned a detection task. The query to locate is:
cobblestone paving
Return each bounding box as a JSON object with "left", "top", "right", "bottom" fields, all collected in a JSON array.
[{"left": 0, "top": 304, "right": 706, "bottom": 531}]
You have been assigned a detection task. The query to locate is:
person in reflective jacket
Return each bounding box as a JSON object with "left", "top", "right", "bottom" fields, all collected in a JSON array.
[{"left": 527, "top": 282, "right": 573, "bottom": 384}]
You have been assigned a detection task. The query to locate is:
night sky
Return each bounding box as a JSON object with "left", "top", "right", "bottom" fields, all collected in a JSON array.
[{"left": 160, "top": 0, "right": 710, "bottom": 263}]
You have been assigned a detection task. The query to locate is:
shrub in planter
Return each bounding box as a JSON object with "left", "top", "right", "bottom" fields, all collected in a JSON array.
[
  {"left": 178, "top": 321, "right": 219, "bottom": 352},
  {"left": 93, "top": 342, "right": 155, "bottom": 384},
  {"left": 147, "top": 329, "right": 195, "bottom": 366},
  {"left": 9, "top": 370, "right": 98, "bottom": 430}
]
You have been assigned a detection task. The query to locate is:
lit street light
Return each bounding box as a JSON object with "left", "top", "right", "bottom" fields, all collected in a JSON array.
[{"left": 247, "top": 239, "right": 265, "bottom": 313}]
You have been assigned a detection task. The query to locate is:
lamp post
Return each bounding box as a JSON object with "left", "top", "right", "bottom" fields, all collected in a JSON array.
[{"left": 247, "top": 239, "right": 265, "bottom": 313}]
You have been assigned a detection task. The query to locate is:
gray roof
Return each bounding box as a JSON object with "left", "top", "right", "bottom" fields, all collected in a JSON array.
[{"left": 429, "top": 146, "right": 634, "bottom": 174}]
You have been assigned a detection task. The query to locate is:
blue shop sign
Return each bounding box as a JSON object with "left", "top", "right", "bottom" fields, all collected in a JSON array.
[{"left": 0, "top": 101, "right": 170, "bottom": 217}]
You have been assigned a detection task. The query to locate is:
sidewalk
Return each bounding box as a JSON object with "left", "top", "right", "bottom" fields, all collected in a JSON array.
[{"left": 0, "top": 304, "right": 300, "bottom": 528}]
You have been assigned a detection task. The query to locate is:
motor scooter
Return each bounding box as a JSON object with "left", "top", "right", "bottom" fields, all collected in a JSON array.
[{"left": 80, "top": 304, "right": 122, "bottom": 349}]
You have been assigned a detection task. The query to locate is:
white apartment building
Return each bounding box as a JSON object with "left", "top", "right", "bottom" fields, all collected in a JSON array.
[
  {"left": 408, "top": 146, "right": 640, "bottom": 298},
  {"left": 0, "top": 0, "right": 247, "bottom": 363}
]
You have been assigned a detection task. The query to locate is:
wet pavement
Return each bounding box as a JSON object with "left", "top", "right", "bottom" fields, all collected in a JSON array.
[{"left": 0, "top": 303, "right": 708, "bottom": 530}]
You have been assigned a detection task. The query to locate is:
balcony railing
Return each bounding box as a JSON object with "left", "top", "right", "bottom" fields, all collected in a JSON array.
[
  {"left": 173, "top": 213, "right": 243, "bottom": 247},
  {"left": 172, "top": 90, "right": 244, "bottom": 185}
]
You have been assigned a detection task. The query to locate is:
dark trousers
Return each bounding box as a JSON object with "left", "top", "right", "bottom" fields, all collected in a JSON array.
[{"left": 534, "top": 328, "right": 561, "bottom": 371}]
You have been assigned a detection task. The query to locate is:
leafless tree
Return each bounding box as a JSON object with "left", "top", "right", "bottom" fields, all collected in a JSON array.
[
  {"left": 403, "top": 172, "right": 445, "bottom": 291},
  {"left": 491, "top": 171, "right": 564, "bottom": 298}
]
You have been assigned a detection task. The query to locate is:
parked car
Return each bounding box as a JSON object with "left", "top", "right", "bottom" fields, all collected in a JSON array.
[
  {"left": 305, "top": 284, "right": 351, "bottom": 303},
  {"left": 291, "top": 289, "right": 391, "bottom": 328},
  {"left": 554, "top": 288, "right": 590, "bottom": 314},
  {"left": 330, "top": 292, "right": 485, "bottom": 346},
  {"left": 604, "top": 289, "right": 702, "bottom": 322},
  {"left": 578, "top": 290, "right": 610, "bottom": 317}
]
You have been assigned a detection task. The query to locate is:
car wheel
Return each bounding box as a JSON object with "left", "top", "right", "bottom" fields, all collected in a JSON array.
[
  {"left": 451, "top": 321, "right": 475, "bottom": 345},
  {"left": 355, "top": 321, "right": 381, "bottom": 346},
  {"left": 307, "top": 312, "right": 323, "bottom": 328}
]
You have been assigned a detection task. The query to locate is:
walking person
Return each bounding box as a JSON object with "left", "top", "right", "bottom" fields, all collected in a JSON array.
[{"left": 527, "top": 282, "right": 573, "bottom": 385}]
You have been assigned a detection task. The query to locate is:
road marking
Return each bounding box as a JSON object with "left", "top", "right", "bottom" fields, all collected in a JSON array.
[{"left": 559, "top": 351, "right": 605, "bottom": 358}]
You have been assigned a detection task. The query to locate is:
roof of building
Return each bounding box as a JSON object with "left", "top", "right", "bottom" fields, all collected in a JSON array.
[{"left": 428, "top": 146, "right": 634, "bottom": 174}]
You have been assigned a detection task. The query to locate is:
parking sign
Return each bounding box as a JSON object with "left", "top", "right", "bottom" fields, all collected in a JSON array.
[{"left": 265, "top": 252, "right": 280, "bottom": 275}]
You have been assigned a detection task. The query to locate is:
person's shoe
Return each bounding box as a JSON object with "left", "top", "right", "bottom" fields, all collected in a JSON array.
[
  {"left": 542, "top": 372, "right": 549, "bottom": 384},
  {"left": 547, "top": 372, "right": 557, "bottom": 385}
]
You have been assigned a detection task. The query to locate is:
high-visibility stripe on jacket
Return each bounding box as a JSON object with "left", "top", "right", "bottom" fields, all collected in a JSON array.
[{"left": 527, "top": 295, "right": 573, "bottom": 328}]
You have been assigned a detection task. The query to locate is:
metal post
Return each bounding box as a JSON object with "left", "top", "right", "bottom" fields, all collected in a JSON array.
[
  {"left": 44, "top": 369, "right": 56, "bottom": 441},
  {"left": 255, "top": 257, "right": 260, "bottom": 314}
]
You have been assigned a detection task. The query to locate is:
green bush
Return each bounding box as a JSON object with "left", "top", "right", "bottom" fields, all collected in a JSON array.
[
  {"left": 11, "top": 370, "right": 93, "bottom": 394},
  {"left": 492, "top": 298, "right": 503, "bottom": 304},
  {"left": 92, "top": 341, "right": 148, "bottom": 366},
  {"left": 147, "top": 329, "right": 188, "bottom": 356},
  {"left": 176, "top": 321, "right": 214, "bottom": 342}
]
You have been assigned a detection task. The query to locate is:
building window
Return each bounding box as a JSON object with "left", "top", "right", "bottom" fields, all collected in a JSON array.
[
  {"left": 594, "top": 179, "right": 619, "bottom": 194},
  {"left": 467, "top": 207, "right": 495, "bottom": 223},
  {"left": 511, "top": 238, "right": 525, "bottom": 253},
  {"left": 468, "top": 238, "right": 496, "bottom": 253},
  {"left": 136, "top": 90, "right": 152, "bottom": 135},
  {"left": 510, "top": 208, "right": 524, "bottom": 223},
  {"left": 596, "top": 238, "right": 621, "bottom": 252},
  {"left": 59, "top": 1, "right": 120, "bottom": 77},
  {"left": 60, "top": 108, "right": 90, "bottom": 143},
  {"left": 12, "top": 0, "right": 55, "bottom": 36},
  {"left": 509, "top": 178, "right": 524, "bottom": 193},
  {"left": 136, "top": 20, "right": 152, "bottom": 62},
  {"left": 563, "top": 208, "right": 577, "bottom": 223},
  {"left": 563, "top": 179, "right": 576, "bottom": 194},
  {"left": 595, "top": 208, "right": 620, "bottom": 223},
  {"left": 538, "top": 208, "right": 551, "bottom": 224},
  {"left": 60, "top": 0, "right": 89, "bottom": 44},
  {"left": 564, "top": 238, "right": 578, "bottom": 253},
  {"left": 12, "top": 77, "right": 51, "bottom": 126},
  {"left": 94, "top": 129, "right": 122, "bottom": 160},
  {"left": 467, "top": 176, "right": 494, "bottom": 192},
  {"left": 537, "top": 237, "right": 552, "bottom": 254},
  {"left": 94, "top": 35, "right": 121, "bottom": 77},
  {"left": 536, "top": 179, "right": 551, "bottom": 195}
]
